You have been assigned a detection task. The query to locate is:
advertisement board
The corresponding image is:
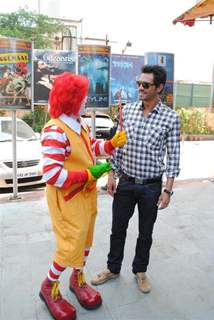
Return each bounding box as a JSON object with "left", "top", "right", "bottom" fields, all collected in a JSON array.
[
  {"left": 0, "top": 38, "right": 32, "bottom": 110},
  {"left": 78, "top": 45, "right": 110, "bottom": 109},
  {"left": 110, "top": 54, "right": 144, "bottom": 105},
  {"left": 145, "top": 52, "right": 174, "bottom": 108},
  {"left": 33, "top": 49, "right": 76, "bottom": 104}
]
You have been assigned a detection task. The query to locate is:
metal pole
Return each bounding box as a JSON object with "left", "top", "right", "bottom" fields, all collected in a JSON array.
[
  {"left": 80, "top": 18, "right": 83, "bottom": 44},
  {"left": 91, "top": 109, "right": 96, "bottom": 138},
  {"left": 9, "top": 110, "right": 21, "bottom": 200},
  {"left": 91, "top": 109, "right": 96, "bottom": 163}
]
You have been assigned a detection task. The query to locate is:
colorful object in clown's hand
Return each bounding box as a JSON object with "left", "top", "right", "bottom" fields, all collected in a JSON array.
[
  {"left": 118, "top": 90, "right": 123, "bottom": 131},
  {"left": 88, "top": 162, "right": 112, "bottom": 179}
]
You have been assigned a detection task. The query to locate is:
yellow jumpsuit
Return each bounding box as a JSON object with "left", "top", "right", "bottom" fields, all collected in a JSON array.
[{"left": 45, "top": 118, "right": 97, "bottom": 268}]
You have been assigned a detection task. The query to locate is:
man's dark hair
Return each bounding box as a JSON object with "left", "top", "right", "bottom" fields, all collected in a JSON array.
[{"left": 141, "top": 65, "right": 167, "bottom": 90}]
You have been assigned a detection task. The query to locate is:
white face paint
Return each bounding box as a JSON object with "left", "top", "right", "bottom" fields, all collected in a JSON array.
[
  {"left": 79, "top": 96, "right": 87, "bottom": 116},
  {"left": 79, "top": 103, "right": 85, "bottom": 116}
]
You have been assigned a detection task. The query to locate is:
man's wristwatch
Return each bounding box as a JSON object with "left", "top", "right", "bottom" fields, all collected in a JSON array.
[{"left": 163, "top": 188, "right": 174, "bottom": 196}]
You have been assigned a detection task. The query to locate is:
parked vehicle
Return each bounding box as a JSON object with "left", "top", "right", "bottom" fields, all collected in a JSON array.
[
  {"left": 0, "top": 117, "right": 43, "bottom": 189},
  {"left": 81, "top": 112, "right": 114, "bottom": 139}
]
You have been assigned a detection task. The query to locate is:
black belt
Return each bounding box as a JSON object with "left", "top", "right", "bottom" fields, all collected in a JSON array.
[{"left": 120, "top": 173, "right": 162, "bottom": 185}]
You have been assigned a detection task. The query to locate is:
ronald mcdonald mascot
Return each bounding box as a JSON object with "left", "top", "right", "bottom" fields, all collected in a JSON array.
[{"left": 39, "top": 72, "right": 126, "bottom": 320}]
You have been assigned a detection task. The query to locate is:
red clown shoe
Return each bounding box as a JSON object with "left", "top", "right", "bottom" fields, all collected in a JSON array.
[
  {"left": 69, "top": 269, "right": 102, "bottom": 310},
  {"left": 40, "top": 277, "right": 76, "bottom": 320}
]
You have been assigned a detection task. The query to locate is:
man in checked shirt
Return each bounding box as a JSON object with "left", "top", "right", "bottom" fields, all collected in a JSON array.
[{"left": 91, "top": 65, "right": 180, "bottom": 294}]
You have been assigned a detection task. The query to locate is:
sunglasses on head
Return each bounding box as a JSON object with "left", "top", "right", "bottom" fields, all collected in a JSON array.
[{"left": 136, "top": 80, "right": 155, "bottom": 89}]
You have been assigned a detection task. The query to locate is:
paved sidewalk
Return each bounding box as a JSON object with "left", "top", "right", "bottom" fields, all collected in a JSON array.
[{"left": 0, "top": 179, "right": 214, "bottom": 320}]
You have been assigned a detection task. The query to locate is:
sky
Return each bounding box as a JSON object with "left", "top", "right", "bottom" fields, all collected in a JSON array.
[{"left": 0, "top": 0, "right": 213, "bottom": 83}]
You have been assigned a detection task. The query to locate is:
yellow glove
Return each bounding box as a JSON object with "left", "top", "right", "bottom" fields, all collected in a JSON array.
[
  {"left": 83, "top": 169, "right": 97, "bottom": 192},
  {"left": 110, "top": 130, "right": 127, "bottom": 148},
  {"left": 86, "top": 169, "right": 97, "bottom": 183}
]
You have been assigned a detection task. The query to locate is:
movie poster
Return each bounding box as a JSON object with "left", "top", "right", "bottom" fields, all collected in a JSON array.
[
  {"left": 0, "top": 38, "right": 32, "bottom": 110},
  {"left": 111, "top": 54, "right": 144, "bottom": 105},
  {"left": 78, "top": 45, "right": 110, "bottom": 109},
  {"left": 145, "top": 52, "right": 174, "bottom": 108},
  {"left": 33, "top": 49, "right": 76, "bottom": 104}
]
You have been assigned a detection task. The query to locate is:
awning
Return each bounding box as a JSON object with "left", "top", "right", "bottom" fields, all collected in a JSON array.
[{"left": 173, "top": 0, "right": 214, "bottom": 26}]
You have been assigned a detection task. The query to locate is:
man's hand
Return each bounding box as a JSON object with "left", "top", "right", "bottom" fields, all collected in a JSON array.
[
  {"left": 110, "top": 130, "right": 127, "bottom": 148},
  {"left": 157, "top": 192, "right": 171, "bottom": 210},
  {"left": 107, "top": 171, "right": 117, "bottom": 196},
  {"left": 158, "top": 177, "right": 174, "bottom": 209}
]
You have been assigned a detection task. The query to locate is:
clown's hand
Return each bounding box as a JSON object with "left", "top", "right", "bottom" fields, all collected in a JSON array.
[
  {"left": 84, "top": 162, "right": 112, "bottom": 192},
  {"left": 88, "top": 162, "right": 112, "bottom": 179},
  {"left": 110, "top": 130, "right": 127, "bottom": 148},
  {"left": 83, "top": 170, "right": 96, "bottom": 192}
]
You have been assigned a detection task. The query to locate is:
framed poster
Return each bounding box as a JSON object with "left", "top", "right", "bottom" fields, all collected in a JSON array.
[
  {"left": 33, "top": 49, "right": 76, "bottom": 104},
  {"left": 78, "top": 45, "right": 110, "bottom": 109},
  {"left": 0, "top": 37, "right": 32, "bottom": 110},
  {"left": 111, "top": 54, "right": 144, "bottom": 105}
]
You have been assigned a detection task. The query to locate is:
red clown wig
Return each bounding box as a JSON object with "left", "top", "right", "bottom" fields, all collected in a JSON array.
[{"left": 49, "top": 72, "right": 89, "bottom": 118}]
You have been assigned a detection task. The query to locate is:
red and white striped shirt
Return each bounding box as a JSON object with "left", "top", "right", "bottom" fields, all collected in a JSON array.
[{"left": 41, "top": 113, "right": 114, "bottom": 189}]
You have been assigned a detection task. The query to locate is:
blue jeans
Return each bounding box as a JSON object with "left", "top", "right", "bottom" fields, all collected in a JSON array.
[{"left": 107, "top": 177, "right": 162, "bottom": 274}]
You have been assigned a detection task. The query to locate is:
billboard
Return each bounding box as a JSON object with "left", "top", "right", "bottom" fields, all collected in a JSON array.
[
  {"left": 33, "top": 49, "right": 76, "bottom": 104},
  {"left": 111, "top": 54, "right": 144, "bottom": 105},
  {"left": 145, "top": 52, "right": 174, "bottom": 108},
  {"left": 78, "top": 45, "right": 110, "bottom": 109},
  {"left": 0, "top": 38, "right": 32, "bottom": 110}
]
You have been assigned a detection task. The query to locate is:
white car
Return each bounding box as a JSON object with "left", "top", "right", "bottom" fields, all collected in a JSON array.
[
  {"left": 81, "top": 112, "right": 114, "bottom": 139},
  {"left": 0, "top": 117, "right": 44, "bottom": 189}
]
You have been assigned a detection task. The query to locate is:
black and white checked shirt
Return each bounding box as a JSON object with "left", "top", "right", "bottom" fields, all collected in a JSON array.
[{"left": 111, "top": 101, "right": 180, "bottom": 179}]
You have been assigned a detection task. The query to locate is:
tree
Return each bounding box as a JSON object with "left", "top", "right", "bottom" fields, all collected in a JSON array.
[
  {"left": 0, "top": 8, "right": 66, "bottom": 48},
  {"left": 22, "top": 107, "right": 50, "bottom": 133}
]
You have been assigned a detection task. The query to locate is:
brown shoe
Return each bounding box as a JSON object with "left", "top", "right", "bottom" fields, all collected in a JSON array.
[
  {"left": 91, "top": 269, "right": 119, "bottom": 286},
  {"left": 135, "top": 272, "right": 151, "bottom": 293}
]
